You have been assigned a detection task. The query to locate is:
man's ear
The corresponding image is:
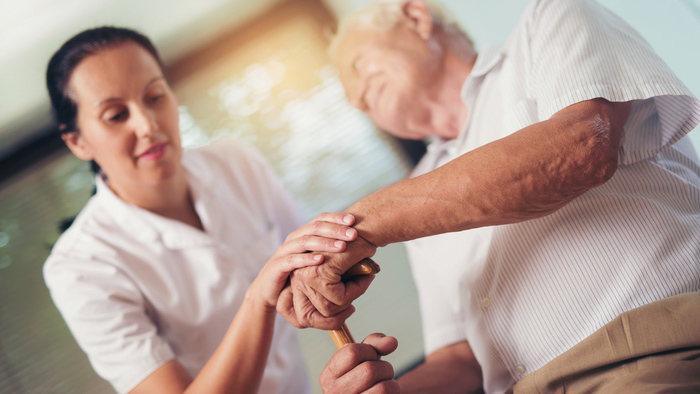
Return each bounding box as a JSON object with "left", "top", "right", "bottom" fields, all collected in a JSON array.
[
  {"left": 402, "top": 1, "right": 434, "bottom": 40},
  {"left": 61, "top": 131, "right": 94, "bottom": 161}
]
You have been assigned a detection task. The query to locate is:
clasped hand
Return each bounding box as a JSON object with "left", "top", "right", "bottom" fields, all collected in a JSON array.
[
  {"left": 273, "top": 213, "right": 399, "bottom": 393},
  {"left": 276, "top": 213, "right": 377, "bottom": 330}
]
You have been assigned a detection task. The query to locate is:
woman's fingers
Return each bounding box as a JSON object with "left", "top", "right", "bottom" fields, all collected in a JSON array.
[
  {"left": 313, "top": 212, "right": 355, "bottom": 226},
  {"left": 280, "top": 253, "right": 324, "bottom": 272},
  {"left": 285, "top": 214, "right": 357, "bottom": 245},
  {"left": 274, "top": 235, "right": 347, "bottom": 260}
]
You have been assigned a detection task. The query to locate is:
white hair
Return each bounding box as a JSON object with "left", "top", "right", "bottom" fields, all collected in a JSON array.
[{"left": 328, "top": 0, "right": 471, "bottom": 61}]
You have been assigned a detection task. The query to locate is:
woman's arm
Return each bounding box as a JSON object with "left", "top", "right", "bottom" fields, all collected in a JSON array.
[{"left": 130, "top": 212, "right": 364, "bottom": 394}]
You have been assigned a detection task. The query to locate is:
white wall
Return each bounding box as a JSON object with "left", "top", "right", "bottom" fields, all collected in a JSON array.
[{"left": 323, "top": 0, "right": 700, "bottom": 148}]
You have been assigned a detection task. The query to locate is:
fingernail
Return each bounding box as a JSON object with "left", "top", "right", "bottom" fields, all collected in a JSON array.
[
  {"left": 314, "top": 255, "right": 322, "bottom": 261},
  {"left": 345, "top": 228, "right": 356, "bottom": 238},
  {"left": 343, "top": 214, "right": 353, "bottom": 224},
  {"left": 334, "top": 240, "right": 344, "bottom": 248}
]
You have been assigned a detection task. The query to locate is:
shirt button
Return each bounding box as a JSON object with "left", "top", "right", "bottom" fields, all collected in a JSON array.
[
  {"left": 481, "top": 297, "right": 492, "bottom": 308},
  {"left": 515, "top": 364, "right": 526, "bottom": 375}
]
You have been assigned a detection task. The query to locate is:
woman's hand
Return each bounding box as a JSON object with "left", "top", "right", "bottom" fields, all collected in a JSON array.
[{"left": 247, "top": 212, "right": 358, "bottom": 311}]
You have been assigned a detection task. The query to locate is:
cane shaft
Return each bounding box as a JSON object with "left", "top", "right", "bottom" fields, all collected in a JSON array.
[
  {"left": 328, "top": 258, "right": 380, "bottom": 349},
  {"left": 329, "top": 322, "right": 356, "bottom": 348}
]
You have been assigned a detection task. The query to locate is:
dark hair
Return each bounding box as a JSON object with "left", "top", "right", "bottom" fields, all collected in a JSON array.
[
  {"left": 46, "top": 26, "right": 164, "bottom": 136},
  {"left": 47, "top": 28, "right": 165, "bottom": 234}
]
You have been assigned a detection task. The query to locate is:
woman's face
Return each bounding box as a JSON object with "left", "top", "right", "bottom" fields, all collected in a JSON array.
[{"left": 63, "top": 41, "right": 182, "bottom": 191}]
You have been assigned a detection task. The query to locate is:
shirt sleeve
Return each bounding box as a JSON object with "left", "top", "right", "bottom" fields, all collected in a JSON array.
[
  {"left": 404, "top": 240, "right": 467, "bottom": 355},
  {"left": 526, "top": 0, "right": 700, "bottom": 164},
  {"left": 43, "top": 252, "right": 174, "bottom": 394},
  {"left": 220, "top": 137, "right": 306, "bottom": 242}
]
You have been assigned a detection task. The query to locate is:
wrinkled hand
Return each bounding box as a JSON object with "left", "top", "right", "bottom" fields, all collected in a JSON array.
[
  {"left": 320, "top": 333, "right": 399, "bottom": 394},
  {"left": 249, "top": 212, "right": 359, "bottom": 311},
  {"left": 276, "top": 230, "right": 377, "bottom": 329}
]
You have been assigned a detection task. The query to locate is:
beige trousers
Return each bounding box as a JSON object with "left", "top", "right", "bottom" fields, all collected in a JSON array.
[{"left": 507, "top": 292, "right": 700, "bottom": 394}]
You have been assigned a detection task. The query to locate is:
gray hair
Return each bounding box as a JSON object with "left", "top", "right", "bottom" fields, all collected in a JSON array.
[{"left": 328, "top": 0, "right": 471, "bottom": 61}]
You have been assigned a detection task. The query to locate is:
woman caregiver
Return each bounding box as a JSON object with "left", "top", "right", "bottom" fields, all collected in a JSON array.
[{"left": 42, "top": 27, "right": 377, "bottom": 394}]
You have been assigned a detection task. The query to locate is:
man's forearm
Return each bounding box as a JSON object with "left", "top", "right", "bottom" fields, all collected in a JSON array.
[
  {"left": 398, "top": 341, "right": 483, "bottom": 394},
  {"left": 347, "top": 99, "right": 630, "bottom": 247}
]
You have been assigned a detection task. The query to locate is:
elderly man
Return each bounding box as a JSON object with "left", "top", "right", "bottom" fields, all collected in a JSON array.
[{"left": 280, "top": 0, "right": 700, "bottom": 392}]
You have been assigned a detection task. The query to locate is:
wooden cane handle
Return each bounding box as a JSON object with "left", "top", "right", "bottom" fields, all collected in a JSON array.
[
  {"left": 329, "top": 258, "right": 380, "bottom": 349},
  {"left": 341, "top": 258, "right": 381, "bottom": 280},
  {"left": 329, "top": 322, "right": 356, "bottom": 348}
]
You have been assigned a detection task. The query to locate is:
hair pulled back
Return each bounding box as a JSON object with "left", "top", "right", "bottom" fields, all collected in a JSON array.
[{"left": 46, "top": 26, "right": 164, "bottom": 135}]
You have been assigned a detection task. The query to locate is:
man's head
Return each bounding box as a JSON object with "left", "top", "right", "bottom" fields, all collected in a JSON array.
[{"left": 331, "top": 0, "right": 476, "bottom": 140}]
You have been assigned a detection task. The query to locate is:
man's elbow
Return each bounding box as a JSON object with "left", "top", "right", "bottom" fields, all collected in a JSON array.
[
  {"left": 583, "top": 131, "right": 619, "bottom": 188},
  {"left": 574, "top": 103, "right": 625, "bottom": 189}
]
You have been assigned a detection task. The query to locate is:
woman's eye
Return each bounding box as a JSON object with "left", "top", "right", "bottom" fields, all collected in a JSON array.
[
  {"left": 108, "top": 110, "right": 128, "bottom": 122},
  {"left": 148, "top": 94, "right": 163, "bottom": 103}
]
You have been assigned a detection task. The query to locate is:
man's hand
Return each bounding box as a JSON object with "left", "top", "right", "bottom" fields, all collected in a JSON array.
[
  {"left": 320, "top": 333, "right": 400, "bottom": 394},
  {"left": 277, "top": 234, "right": 377, "bottom": 329}
]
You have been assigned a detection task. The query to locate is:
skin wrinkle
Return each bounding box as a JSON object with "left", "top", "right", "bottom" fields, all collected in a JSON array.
[{"left": 356, "top": 99, "right": 630, "bottom": 249}]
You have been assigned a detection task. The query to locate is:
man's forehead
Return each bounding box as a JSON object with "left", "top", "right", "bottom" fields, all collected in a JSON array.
[{"left": 337, "top": 28, "right": 383, "bottom": 61}]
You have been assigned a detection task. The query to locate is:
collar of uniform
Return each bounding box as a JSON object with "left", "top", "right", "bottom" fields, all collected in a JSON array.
[
  {"left": 94, "top": 174, "right": 159, "bottom": 243},
  {"left": 95, "top": 165, "right": 216, "bottom": 250}
]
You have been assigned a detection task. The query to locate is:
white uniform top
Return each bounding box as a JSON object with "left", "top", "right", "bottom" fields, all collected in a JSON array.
[
  {"left": 405, "top": 0, "right": 700, "bottom": 393},
  {"left": 44, "top": 138, "right": 311, "bottom": 394}
]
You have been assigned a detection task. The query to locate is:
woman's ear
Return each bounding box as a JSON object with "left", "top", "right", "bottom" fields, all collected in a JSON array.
[
  {"left": 61, "top": 131, "right": 94, "bottom": 161},
  {"left": 402, "top": 0, "right": 434, "bottom": 41}
]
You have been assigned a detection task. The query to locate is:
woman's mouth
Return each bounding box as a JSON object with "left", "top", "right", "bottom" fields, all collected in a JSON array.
[{"left": 139, "top": 143, "right": 167, "bottom": 160}]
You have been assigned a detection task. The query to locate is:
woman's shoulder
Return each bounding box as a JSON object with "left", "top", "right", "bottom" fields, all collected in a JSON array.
[
  {"left": 186, "top": 137, "right": 267, "bottom": 168},
  {"left": 184, "top": 137, "right": 279, "bottom": 188},
  {"left": 44, "top": 193, "right": 134, "bottom": 279}
]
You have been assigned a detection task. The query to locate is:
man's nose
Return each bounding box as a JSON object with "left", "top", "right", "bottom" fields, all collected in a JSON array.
[{"left": 348, "top": 84, "right": 369, "bottom": 112}]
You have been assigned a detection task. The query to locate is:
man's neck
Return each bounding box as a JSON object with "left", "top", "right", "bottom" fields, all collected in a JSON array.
[{"left": 429, "top": 42, "right": 477, "bottom": 140}]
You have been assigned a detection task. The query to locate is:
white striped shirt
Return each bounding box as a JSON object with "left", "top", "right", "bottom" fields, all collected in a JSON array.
[{"left": 404, "top": 0, "right": 700, "bottom": 392}]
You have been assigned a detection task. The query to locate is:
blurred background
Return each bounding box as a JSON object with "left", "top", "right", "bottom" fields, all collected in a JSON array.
[{"left": 0, "top": 0, "right": 698, "bottom": 392}]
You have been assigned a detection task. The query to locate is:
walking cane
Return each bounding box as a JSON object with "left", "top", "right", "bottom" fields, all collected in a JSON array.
[{"left": 328, "top": 258, "right": 381, "bottom": 348}]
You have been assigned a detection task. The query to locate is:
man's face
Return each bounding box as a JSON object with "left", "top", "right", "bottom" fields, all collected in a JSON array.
[{"left": 336, "top": 25, "right": 442, "bottom": 140}]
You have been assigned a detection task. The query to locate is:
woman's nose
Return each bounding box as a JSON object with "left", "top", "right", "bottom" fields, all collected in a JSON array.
[{"left": 132, "top": 106, "right": 155, "bottom": 138}]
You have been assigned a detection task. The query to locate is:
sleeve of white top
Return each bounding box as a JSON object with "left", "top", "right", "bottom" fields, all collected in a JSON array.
[
  {"left": 405, "top": 243, "right": 467, "bottom": 355},
  {"left": 526, "top": 0, "right": 700, "bottom": 164},
  {"left": 43, "top": 254, "right": 174, "bottom": 394},
  {"left": 218, "top": 137, "right": 306, "bottom": 244}
]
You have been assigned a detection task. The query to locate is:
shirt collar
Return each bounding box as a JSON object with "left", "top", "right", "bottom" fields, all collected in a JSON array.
[
  {"left": 95, "top": 164, "right": 215, "bottom": 250},
  {"left": 459, "top": 43, "right": 505, "bottom": 103},
  {"left": 470, "top": 43, "right": 505, "bottom": 79},
  {"left": 423, "top": 44, "right": 505, "bottom": 163}
]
